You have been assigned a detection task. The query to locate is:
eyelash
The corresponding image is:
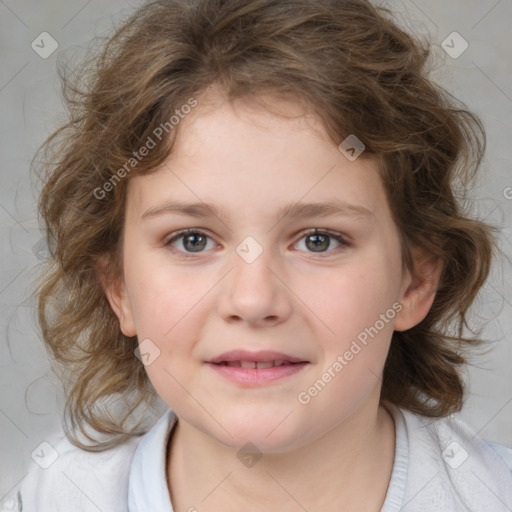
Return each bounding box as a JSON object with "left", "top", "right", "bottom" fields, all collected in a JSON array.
[{"left": 163, "top": 228, "right": 351, "bottom": 258}]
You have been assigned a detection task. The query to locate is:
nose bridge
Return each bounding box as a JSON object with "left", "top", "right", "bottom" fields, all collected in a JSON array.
[
  {"left": 234, "top": 238, "right": 275, "bottom": 289},
  {"left": 217, "top": 235, "right": 292, "bottom": 325}
]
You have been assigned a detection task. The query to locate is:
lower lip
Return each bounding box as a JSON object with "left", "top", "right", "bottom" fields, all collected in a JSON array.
[{"left": 206, "top": 362, "right": 309, "bottom": 386}]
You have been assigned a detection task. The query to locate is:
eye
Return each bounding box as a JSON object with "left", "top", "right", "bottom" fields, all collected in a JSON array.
[
  {"left": 164, "top": 228, "right": 350, "bottom": 258},
  {"left": 293, "top": 229, "right": 349, "bottom": 255},
  {"left": 164, "top": 229, "right": 217, "bottom": 256}
]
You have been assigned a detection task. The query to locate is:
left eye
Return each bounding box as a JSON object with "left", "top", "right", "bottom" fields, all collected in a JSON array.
[
  {"left": 293, "top": 229, "right": 348, "bottom": 254},
  {"left": 165, "top": 229, "right": 217, "bottom": 254},
  {"left": 164, "top": 229, "right": 348, "bottom": 256}
]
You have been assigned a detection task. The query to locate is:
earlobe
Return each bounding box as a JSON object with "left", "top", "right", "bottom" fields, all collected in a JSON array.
[
  {"left": 96, "top": 256, "right": 137, "bottom": 337},
  {"left": 394, "top": 247, "right": 442, "bottom": 332}
]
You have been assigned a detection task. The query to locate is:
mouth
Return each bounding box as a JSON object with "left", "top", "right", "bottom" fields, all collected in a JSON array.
[
  {"left": 213, "top": 360, "right": 303, "bottom": 369},
  {"left": 206, "top": 350, "right": 308, "bottom": 365},
  {"left": 205, "top": 350, "right": 310, "bottom": 386}
]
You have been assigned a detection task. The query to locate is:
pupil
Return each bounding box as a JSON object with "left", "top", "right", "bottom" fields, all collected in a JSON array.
[
  {"left": 307, "top": 234, "right": 329, "bottom": 252},
  {"left": 185, "top": 233, "right": 206, "bottom": 252}
]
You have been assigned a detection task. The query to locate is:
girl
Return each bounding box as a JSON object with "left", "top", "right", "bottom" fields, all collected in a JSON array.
[{"left": 5, "top": 0, "right": 512, "bottom": 510}]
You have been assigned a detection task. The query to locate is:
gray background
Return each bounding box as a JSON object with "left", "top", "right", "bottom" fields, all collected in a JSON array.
[{"left": 1, "top": 0, "right": 511, "bottom": 502}]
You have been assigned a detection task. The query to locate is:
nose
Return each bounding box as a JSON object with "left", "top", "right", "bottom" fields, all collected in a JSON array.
[{"left": 216, "top": 248, "right": 293, "bottom": 327}]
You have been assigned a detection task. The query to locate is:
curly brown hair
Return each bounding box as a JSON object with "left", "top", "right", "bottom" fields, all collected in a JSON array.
[{"left": 35, "top": 0, "right": 496, "bottom": 450}]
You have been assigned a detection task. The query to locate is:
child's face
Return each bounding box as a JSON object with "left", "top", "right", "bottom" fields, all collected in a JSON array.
[{"left": 106, "top": 91, "right": 435, "bottom": 452}]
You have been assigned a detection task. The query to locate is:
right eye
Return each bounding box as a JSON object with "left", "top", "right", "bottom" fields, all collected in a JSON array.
[{"left": 164, "top": 229, "right": 218, "bottom": 257}]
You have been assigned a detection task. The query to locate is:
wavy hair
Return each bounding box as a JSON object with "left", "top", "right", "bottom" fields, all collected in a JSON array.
[{"left": 35, "top": 0, "right": 496, "bottom": 450}]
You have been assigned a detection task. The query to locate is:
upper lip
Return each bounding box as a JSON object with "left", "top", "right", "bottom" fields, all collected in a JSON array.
[{"left": 206, "top": 350, "right": 308, "bottom": 364}]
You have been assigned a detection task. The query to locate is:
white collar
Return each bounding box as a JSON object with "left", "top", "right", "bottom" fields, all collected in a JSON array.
[
  {"left": 126, "top": 405, "right": 409, "bottom": 512},
  {"left": 126, "top": 403, "right": 512, "bottom": 511},
  {"left": 128, "top": 409, "right": 177, "bottom": 512}
]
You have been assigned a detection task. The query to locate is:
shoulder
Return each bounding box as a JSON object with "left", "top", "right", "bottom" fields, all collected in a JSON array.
[
  {"left": 483, "top": 438, "right": 512, "bottom": 472},
  {"left": 389, "top": 403, "right": 512, "bottom": 511},
  {"left": 406, "top": 407, "right": 512, "bottom": 475},
  {"left": 1, "top": 432, "right": 143, "bottom": 512}
]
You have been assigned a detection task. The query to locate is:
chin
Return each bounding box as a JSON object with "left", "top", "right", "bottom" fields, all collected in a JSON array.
[{"left": 207, "top": 411, "right": 310, "bottom": 454}]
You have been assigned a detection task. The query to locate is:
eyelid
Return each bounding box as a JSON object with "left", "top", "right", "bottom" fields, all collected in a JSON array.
[{"left": 299, "top": 228, "right": 350, "bottom": 243}]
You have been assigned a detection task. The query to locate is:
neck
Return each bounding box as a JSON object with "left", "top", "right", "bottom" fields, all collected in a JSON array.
[{"left": 167, "top": 399, "right": 396, "bottom": 512}]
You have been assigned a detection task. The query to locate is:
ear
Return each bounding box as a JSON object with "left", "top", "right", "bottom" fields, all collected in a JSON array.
[
  {"left": 394, "top": 246, "right": 442, "bottom": 332},
  {"left": 96, "top": 255, "right": 137, "bottom": 337}
]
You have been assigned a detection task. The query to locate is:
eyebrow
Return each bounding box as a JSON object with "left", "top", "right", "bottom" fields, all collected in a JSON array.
[{"left": 141, "top": 199, "right": 374, "bottom": 222}]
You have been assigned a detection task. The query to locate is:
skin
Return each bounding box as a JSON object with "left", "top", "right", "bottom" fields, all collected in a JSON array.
[{"left": 104, "top": 88, "right": 441, "bottom": 512}]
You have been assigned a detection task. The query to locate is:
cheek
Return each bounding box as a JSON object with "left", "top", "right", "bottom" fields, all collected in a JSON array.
[
  {"left": 125, "top": 251, "right": 200, "bottom": 335},
  {"left": 135, "top": 291, "right": 204, "bottom": 409},
  {"left": 303, "top": 267, "right": 396, "bottom": 414},
  {"left": 302, "top": 252, "right": 400, "bottom": 409},
  {"left": 127, "top": 262, "right": 212, "bottom": 360},
  {"left": 315, "top": 258, "right": 400, "bottom": 342}
]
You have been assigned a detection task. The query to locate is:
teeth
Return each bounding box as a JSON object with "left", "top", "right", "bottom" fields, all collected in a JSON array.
[
  {"left": 255, "top": 361, "right": 274, "bottom": 369},
  {"left": 222, "top": 360, "right": 293, "bottom": 368}
]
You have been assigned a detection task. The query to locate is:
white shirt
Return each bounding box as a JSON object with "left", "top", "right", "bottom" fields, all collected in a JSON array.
[{"left": 3, "top": 403, "right": 512, "bottom": 511}]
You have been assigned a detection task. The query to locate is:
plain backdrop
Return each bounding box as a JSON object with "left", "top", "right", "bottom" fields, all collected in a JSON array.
[{"left": 1, "top": 0, "right": 511, "bottom": 502}]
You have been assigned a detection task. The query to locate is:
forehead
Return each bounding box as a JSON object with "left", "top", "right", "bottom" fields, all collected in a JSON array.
[{"left": 126, "top": 91, "right": 388, "bottom": 223}]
